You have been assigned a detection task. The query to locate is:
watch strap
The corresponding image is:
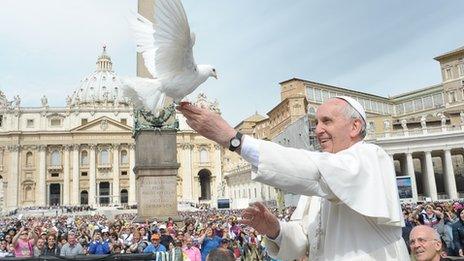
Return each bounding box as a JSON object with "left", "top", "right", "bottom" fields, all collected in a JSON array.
[{"left": 229, "top": 132, "right": 243, "bottom": 151}]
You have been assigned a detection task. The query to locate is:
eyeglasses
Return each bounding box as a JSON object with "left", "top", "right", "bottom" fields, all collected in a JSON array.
[{"left": 409, "top": 237, "right": 438, "bottom": 246}]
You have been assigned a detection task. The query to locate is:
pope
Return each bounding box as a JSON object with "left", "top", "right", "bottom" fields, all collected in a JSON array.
[{"left": 177, "top": 96, "right": 409, "bottom": 260}]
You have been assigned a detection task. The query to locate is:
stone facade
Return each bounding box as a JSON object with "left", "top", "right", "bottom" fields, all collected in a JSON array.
[
  {"left": 0, "top": 48, "right": 136, "bottom": 210},
  {"left": 0, "top": 48, "right": 225, "bottom": 210},
  {"left": 224, "top": 45, "right": 464, "bottom": 205}
]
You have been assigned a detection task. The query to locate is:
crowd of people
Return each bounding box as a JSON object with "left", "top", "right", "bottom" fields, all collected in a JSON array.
[
  {"left": 0, "top": 206, "right": 296, "bottom": 260},
  {"left": 402, "top": 200, "right": 464, "bottom": 259},
  {"left": 2, "top": 199, "right": 464, "bottom": 260}
]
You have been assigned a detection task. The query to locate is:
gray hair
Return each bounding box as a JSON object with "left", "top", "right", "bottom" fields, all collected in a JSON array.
[{"left": 340, "top": 102, "right": 366, "bottom": 139}]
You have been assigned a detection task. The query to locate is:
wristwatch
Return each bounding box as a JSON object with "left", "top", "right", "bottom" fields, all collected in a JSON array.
[{"left": 229, "top": 132, "right": 243, "bottom": 151}]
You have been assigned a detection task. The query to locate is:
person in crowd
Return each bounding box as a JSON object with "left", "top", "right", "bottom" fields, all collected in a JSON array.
[
  {"left": 410, "top": 225, "right": 443, "bottom": 261},
  {"left": 402, "top": 209, "right": 415, "bottom": 254},
  {"left": 112, "top": 243, "right": 123, "bottom": 254},
  {"left": 139, "top": 226, "right": 150, "bottom": 242},
  {"left": 39, "top": 231, "right": 48, "bottom": 241},
  {"left": 143, "top": 233, "right": 167, "bottom": 253},
  {"left": 415, "top": 204, "right": 444, "bottom": 229},
  {"left": 183, "top": 236, "right": 201, "bottom": 261},
  {"left": 219, "top": 238, "right": 235, "bottom": 257},
  {"left": 88, "top": 230, "right": 110, "bottom": 255},
  {"left": 169, "top": 240, "right": 184, "bottom": 261},
  {"left": 13, "top": 227, "right": 37, "bottom": 257},
  {"left": 159, "top": 226, "right": 175, "bottom": 250},
  {"left": 247, "top": 230, "right": 262, "bottom": 260},
  {"left": 200, "top": 227, "right": 222, "bottom": 261},
  {"left": 119, "top": 225, "right": 133, "bottom": 247},
  {"left": 4, "top": 234, "right": 12, "bottom": 246},
  {"left": 176, "top": 231, "right": 185, "bottom": 243},
  {"left": 33, "top": 238, "right": 45, "bottom": 257},
  {"left": 177, "top": 97, "right": 409, "bottom": 260},
  {"left": 0, "top": 238, "right": 12, "bottom": 257},
  {"left": 127, "top": 231, "right": 146, "bottom": 254},
  {"left": 434, "top": 205, "right": 455, "bottom": 257},
  {"left": 60, "top": 232, "right": 84, "bottom": 256},
  {"left": 452, "top": 208, "right": 464, "bottom": 257},
  {"left": 43, "top": 234, "right": 60, "bottom": 256},
  {"left": 206, "top": 248, "right": 236, "bottom": 261}
]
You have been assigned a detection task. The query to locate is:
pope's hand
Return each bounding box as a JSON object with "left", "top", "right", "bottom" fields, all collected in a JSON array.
[
  {"left": 177, "top": 104, "right": 236, "bottom": 148},
  {"left": 241, "top": 202, "right": 280, "bottom": 239}
]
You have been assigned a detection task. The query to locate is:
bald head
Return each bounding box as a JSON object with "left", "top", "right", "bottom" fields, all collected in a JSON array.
[
  {"left": 411, "top": 225, "right": 440, "bottom": 240},
  {"left": 409, "top": 225, "right": 442, "bottom": 261}
]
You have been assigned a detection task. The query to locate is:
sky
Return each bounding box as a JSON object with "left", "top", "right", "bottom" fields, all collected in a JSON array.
[{"left": 0, "top": 0, "right": 464, "bottom": 125}]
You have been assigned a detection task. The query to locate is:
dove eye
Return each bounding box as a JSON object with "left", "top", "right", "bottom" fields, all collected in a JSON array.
[{"left": 212, "top": 69, "right": 216, "bottom": 72}]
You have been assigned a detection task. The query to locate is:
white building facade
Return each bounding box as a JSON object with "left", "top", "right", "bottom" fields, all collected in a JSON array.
[
  {"left": 0, "top": 48, "right": 136, "bottom": 210},
  {"left": 0, "top": 48, "right": 226, "bottom": 210}
]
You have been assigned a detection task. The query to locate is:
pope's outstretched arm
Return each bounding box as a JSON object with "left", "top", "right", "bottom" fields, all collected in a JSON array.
[
  {"left": 177, "top": 103, "right": 337, "bottom": 198},
  {"left": 177, "top": 104, "right": 336, "bottom": 260}
]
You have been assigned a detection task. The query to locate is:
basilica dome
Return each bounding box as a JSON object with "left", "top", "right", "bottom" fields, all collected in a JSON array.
[{"left": 68, "top": 47, "right": 129, "bottom": 108}]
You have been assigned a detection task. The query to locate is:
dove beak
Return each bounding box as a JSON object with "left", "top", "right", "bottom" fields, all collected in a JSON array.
[{"left": 213, "top": 72, "right": 218, "bottom": 79}]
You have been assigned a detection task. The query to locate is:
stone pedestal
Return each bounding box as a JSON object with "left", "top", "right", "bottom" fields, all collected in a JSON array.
[{"left": 134, "top": 129, "right": 181, "bottom": 221}]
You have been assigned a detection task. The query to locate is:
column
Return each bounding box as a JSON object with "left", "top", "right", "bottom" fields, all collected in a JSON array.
[
  {"left": 193, "top": 146, "right": 200, "bottom": 202},
  {"left": 2, "top": 182, "right": 7, "bottom": 211},
  {"left": 443, "top": 149, "right": 458, "bottom": 199},
  {"left": 424, "top": 151, "right": 438, "bottom": 201},
  {"left": 63, "top": 145, "right": 71, "bottom": 205},
  {"left": 37, "top": 145, "right": 47, "bottom": 206},
  {"left": 405, "top": 153, "right": 419, "bottom": 201},
  {"left": 112, "top": 144, "right": 120, "bottom": 205},
  {"left": 214, "top": 144, "right": 222, "bottom": 199},
  {"left": 182, "top": 144, "right": 193, "bottom": 201},
  {"left": 60, "top": 183, "right": 63, "bottom": 205},
  {"left": 89, "top": 144, "right": 97, "bottom": 206},
  {"left": 7, "top": 145, "right": 20, "bottom": 209},
  {"left": 128, "top": 144, "right": 136, "bottom": 205},
  {"left": 72, "top": 144, "right": 80, "bottom": 205}
]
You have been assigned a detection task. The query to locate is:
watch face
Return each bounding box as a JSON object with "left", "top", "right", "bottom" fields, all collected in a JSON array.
[{"left": 231, "top": 138, "right": 240, "bottom": 147}]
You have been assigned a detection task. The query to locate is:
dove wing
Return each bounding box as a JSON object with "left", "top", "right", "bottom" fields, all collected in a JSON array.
[
  {"left": 131, "top": 14, "right": 157, "bottom": 77},
  {"left": 132, "top": 0, "right": 196, "bottom": 79}
]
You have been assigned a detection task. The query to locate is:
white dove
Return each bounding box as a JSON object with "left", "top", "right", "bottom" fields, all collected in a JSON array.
[{"left": 122, "top": 0, "right": 217, "bottom": 114}]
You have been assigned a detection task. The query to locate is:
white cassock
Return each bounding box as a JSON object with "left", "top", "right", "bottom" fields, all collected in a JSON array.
[{"left": 241, "top": 136, "right": 410, "bottom": 261}]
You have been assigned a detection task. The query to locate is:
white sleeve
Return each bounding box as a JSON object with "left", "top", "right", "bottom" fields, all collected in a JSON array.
[
  {"left": 264, "top": 220, "right": 308, "bottom": 260},
  {"left": 250, "top": 138, "right": 336, "bottom": 200},
  {"left": 240, "top": 135, "right": 260, "bottom": 167}
]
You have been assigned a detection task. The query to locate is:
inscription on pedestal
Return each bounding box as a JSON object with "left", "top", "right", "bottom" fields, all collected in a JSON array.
[{"left": 138, "top": 176, "right": 177, "bottom": 218}]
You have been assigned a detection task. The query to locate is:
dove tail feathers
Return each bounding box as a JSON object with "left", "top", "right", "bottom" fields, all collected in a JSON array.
[
  {"left": 122, "top": 83, "right": 144, "bottom": 111},
  {"left": 120, "top": 77, "right": 164, "bottom": 113}
]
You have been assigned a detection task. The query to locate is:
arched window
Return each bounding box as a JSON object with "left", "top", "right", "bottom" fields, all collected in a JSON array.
[
  {"left": 80, "top": 190, "right": 88, "bottom": 205},
  {"left": 198, "top": 169, "right": 212, "bottom": 200},
  {"left": 100, "top": 149, "right": 109, "bottom": 165},
  {"left": 26, "top": 152, "right": 33, "bottom": 166},
  {"left": 199, "top": 148, "right": 208, "bottom": 163},
  {"left": 120, "top": 189, "right": 128, "bottom": 204},
  {"left": 120, "top": 150, "right": 128, "bottom": 164},
  {"left": 80, "top": 150, "right": 89, "bottom": 165},
  {"left": 51, "top": 150, "right": 61, "bottom": 166},
  {"left": 25, "top": 186, "right": 33, "bottom": 201}
]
